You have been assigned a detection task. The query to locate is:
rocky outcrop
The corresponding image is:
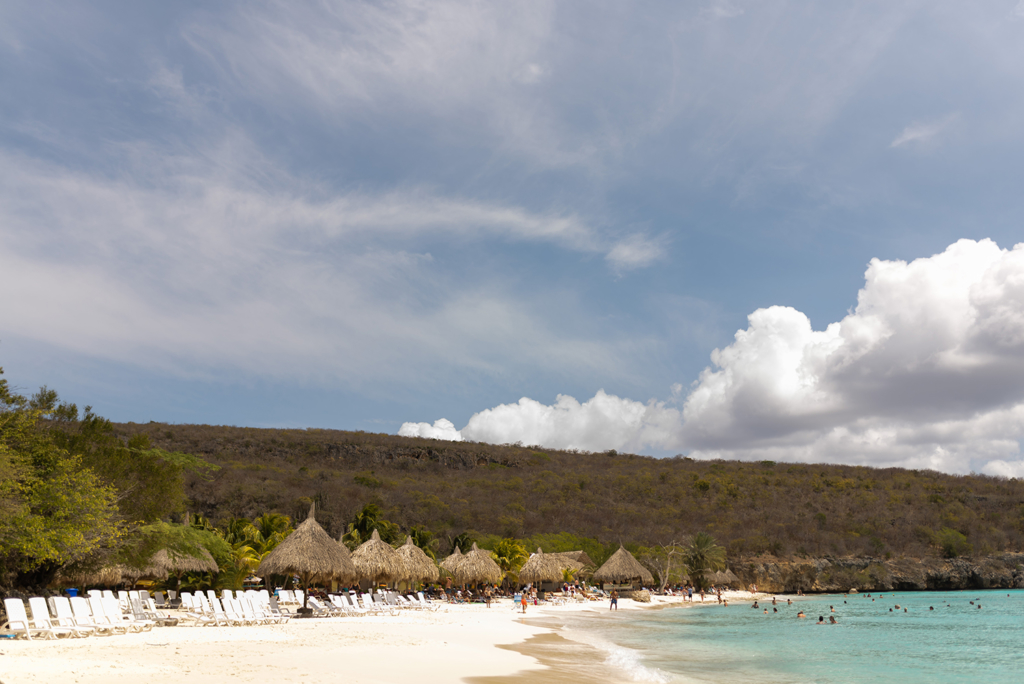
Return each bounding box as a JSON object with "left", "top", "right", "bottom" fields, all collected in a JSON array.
[
  {"left": 622, "top": 589, "right": 652, "bottom": 602},
  {"left": 730, "top": 554, "right": 1024, "bottom": 593}
]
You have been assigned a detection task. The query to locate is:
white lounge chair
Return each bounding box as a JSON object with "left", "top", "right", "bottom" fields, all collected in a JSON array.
[
  {"left": 49, "top": 597, "right": 101, "bottom": 637},
  {"left": 29, "top": 597, "right": 85, "bottom": 639},
  {"left": 3, "top": 598, "right": 73, "bottom": 640},
  {"left": 70, "top": 596, "right": 124, "bottom": 635}
]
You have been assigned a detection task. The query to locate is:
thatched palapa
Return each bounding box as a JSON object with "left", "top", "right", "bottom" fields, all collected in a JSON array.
[
  {"left": 440, "top": 547, "right": 464, "bottom": 582},
  {"left": 592, "top": 546, "right": 654, "bottom": 586},
  {"left": 549, "top": 550, "right": 596, "bottom": 569},
  {"left": 459, "top": 543, "right": 503, "bottom": 585},
  {"left": 441, "top": 544, "right": 502, "bottom": 585},
  {"left": 518, "top": 548, "right": 580, "bottom": 584},
  {"left": 57, "top": 564, "right": 136, "bottom": 588},
  {"left": 395, "top": 536, "right": 439, "bottom": 584},
  {"left": 256, "top": 503, "right": 356, "bottom": 610},
  {"left": 141, "top": 548, "right": 219, "bottom": 579},
  {"left": 352, "top": 529, "right": 406, "bottom": 584}
]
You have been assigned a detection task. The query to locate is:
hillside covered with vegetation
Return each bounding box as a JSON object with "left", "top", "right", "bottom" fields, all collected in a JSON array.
[
  {"left": 5, "top": 363, "right": 1023, "bottom": 597},
  {"left": 117, "top": 421, "right": 1024, "bottom": 563}
]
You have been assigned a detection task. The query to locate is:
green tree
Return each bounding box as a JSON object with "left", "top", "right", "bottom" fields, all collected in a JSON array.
[
  {"left": 0, "top": 368, "right": 125, "bottom": 588},
  {"left": 35, "top": 394, "right": 217, "bottom": 523},
  {"left": 934, "top": 527, "right": 972, "bottom": 558},
  {"left": 491, "top": 538, "right": 529, "bottom": 585},
  {"left": 343, "top": 503, "right": 400, "bottom": 548},
  {"left": 685, "top": 532, "right": 726, "bottom": 590}
]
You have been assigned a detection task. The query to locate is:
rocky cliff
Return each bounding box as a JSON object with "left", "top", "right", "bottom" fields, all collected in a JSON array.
[{"left": 731, "top": 554, "right": 1024, "bottom": 593}]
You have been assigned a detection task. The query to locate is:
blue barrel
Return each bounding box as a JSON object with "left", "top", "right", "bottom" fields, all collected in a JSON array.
[{"left": 67, "top": 588, "right": 78, "bottom": 597}]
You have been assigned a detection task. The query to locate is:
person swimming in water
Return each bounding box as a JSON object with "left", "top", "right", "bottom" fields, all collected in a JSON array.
[
  {"left": 797, "top": 610, "right": 806, "bottom": 618},
  {"left": 816, "top": 616, "right": 825, "bottom": 625}
]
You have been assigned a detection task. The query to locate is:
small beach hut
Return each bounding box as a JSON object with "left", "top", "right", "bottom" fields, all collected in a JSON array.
[
  {"left": 592, "top": 545, "right": 654, "bottom": 588},
  {"left": 352, "top": 529, "right": 406, "bottom": 586},
  {"left": 718, "top": 568, "right": 740, "bottom": 587},
  {"left": 139, "top": 548, "right": 219, "bottom": 591},
  {"left": 550, "top": 550, "right": 596, "bottom": 572},
  {"left": 518, "top": 548, "right": 581, "bottom": 585},
  {"left": 459, "top": 543, "right": 503, "bottom": 585},
  {"left": 442, "top": 544, "right": 502, "bottom": 586},
  {"left": 440, "top": 547, "right": 465, "bottom": 584},
  {"left": 395, "top": 536, "right": 439, "bottom": 584},
  {"left": 256, "top": 503, "right": 356, "bottom": 611},
  {"left": 57, "top": 563, "right": 135, "bottom": 589}
]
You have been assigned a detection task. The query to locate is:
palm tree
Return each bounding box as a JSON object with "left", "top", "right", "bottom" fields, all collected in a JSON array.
[
  {"left": 685, "top": 532, "right": 726, "bottom": 590},
  {"left": 409, "top": 526, "right": 439, "bottom": 560},
  {"left": 491, "top": 538, "right": 528, "bottom": 587},
  {"left": 250, "top": 513, "right": 293, "bottom": 554}
]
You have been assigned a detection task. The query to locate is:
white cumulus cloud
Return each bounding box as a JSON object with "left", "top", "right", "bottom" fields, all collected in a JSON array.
[
  {"left": 398, "top": 418, "right": 464, "bottom": 441},
  {"left": 403, "top": 239, "right": 1024, "bottom": 475},
  {"left": 682, "top": 238, "right": 1024, "bottom": 473}
]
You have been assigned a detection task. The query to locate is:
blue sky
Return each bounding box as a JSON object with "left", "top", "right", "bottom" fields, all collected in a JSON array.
[{"left": 4, "top": 1, "right": 1024, "bottom": 474}]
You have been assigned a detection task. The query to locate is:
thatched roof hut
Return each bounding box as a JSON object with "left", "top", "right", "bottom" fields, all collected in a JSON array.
[
  {"left": 141, "top": 548, "right": 219, "bottom": 579},
  {"left": 256, "top": 504, "right": 357, "bottom": 610},
  {"left": 717, "top": 568, "right": 740, "bottom": 586},
  {"left": 550, "top": 550, "right": 596, "bottom": 569},
  {"left": 518, "top": 548, "right": 580, "bottom": 584},
  {"left": 352, "top": 529, "right": 406, "bottom": 584},
  {"left": 440, "top": 546, "right": 463, "bottom": 581},
  {"left": 459, "top": 543, "right": 503, "bottom": 585},
  {"left": 395, "top": 536, "right": 438, "bottom": 584},
  {"left": 57, "top": 564, "right": 135, "bottom": 588},
  {"left": 441, "top": 544, "right": 502, "bottom": 585},
  {"left": 592, "top": 546, "right": 654, "bottom": 586}
]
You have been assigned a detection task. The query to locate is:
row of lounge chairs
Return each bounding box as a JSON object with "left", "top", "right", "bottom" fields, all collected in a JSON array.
[
  {"left": 305, "top": 591, "right": 440, "bottom": 617},
  {"left": 2, "top": 593, "right": 167, "bottom": 640},
  {"left": 2, "top": 588, "right": 441, "bottom": 639},
  {"left": 176, "top": 590, "right": 290, "bottom": 626}
]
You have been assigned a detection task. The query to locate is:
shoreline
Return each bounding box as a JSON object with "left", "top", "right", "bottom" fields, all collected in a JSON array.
[{"left": 0, "top": 591, "right": 769, "bottom": 683}]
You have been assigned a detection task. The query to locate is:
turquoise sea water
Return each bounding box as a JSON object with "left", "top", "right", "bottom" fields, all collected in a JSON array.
[{"left": 558, "top": 590, "right": 1024, "bottom": 683}]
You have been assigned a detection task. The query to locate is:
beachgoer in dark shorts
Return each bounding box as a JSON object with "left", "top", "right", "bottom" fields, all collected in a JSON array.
[{"left": 610, "top": 590, "right": 619, "bottom": 610}]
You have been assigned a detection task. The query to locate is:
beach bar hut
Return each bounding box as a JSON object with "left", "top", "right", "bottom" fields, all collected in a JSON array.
[
  {"left": 395, "top": 536, "right": 439, "bottom": 585},
  {"left": 592, "top": 546, "right": 654, "bottom": 589},
  {"left": 256, "top": 504, "right": 356, "bottom": 612},
  {"left": 352, "top": 529, "right": 406, "bottom": 587}
]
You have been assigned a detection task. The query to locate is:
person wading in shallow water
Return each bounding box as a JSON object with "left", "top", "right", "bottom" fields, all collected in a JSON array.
[{"left": 610, "top": 590, "right": 619, "bottom": 610}]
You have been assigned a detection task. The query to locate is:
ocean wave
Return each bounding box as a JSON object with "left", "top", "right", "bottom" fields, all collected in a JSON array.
[{"left": 562, "top": 626, "right": 672, "bottom": 683}]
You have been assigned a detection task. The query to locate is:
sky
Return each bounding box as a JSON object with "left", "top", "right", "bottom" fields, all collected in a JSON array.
[{"left": 3, "top": 1, "right": 1024, "bottom": 476}]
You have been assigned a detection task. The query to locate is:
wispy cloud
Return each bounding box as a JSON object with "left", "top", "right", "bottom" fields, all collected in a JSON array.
[
  {"left": 700, "top": 1, "right": 745, "bottom": 20},
  {"left": 890, "top": 113, "right": 958, "bottom": 148},
  {"left": 604, "top": 233, "right": 667, "bottom": 272},
  {"left": 0, "top": 148, "right": 636, "bottom": 388}
]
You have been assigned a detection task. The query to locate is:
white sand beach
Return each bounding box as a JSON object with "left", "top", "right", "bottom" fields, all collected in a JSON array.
[{"left": 0, "top": 593, "right": 762, "bottom": 683}]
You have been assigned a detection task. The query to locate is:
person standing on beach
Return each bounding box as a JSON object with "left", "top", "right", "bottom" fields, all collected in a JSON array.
[
  {"left": 610, "top": 590, "right": 619, "bottom": 610},
  {"left": 520, "top": 591, "right": 528, "bottom": 614}
]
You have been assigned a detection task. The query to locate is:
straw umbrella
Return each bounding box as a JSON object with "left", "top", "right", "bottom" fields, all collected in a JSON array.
[
  {"left": 57, "top": 564, "right": 131, "bottom": 588},
  {"left": 395, "top": 536, "right": 439, "bottom": 585},
  {"left": 456, "top": 543, "right": 503, "bottom": 586},
  {"left": 139, "top": 548, "right": 219, "bottom": 592},
  {"left": 518, "top": 548, "right": 580, "bottom": 585},
  {"left": 440, "top": 547, "right": 465, "bottom": 585},
  {"left": 592, "top": 546, "right": 654, "bottom": 587},
  {"left": 256, "top": 504, "right": 357, "bottom": 611},
  {"left": 551, "top": 550, "right": 596, "bottom": 570},
  {"left": 352, "top": 529, "right": 406, "bottom": 586}
]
